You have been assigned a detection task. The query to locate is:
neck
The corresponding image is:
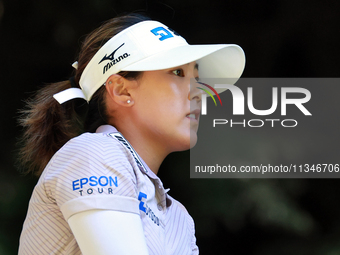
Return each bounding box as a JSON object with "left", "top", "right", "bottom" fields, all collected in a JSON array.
[{"left": 114, "top": 122, "right": 169, "bottom": 175}]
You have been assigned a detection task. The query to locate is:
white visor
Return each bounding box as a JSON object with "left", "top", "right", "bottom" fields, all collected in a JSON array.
[{"left": 74, "top": 20, "right": 245, "bottom": 102}]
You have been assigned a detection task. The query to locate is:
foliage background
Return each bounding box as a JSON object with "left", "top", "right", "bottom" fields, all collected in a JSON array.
[{"left": 1, "top": 0, "right": 340, "bottom": 254}]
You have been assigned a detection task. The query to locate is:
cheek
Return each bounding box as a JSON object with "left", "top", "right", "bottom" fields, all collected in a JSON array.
[
  {"left": 152, "top": 87, "right": 187, "bottom": 113},
  {"left": 134, "top": 80, "right": 189, "bottom": 123}
]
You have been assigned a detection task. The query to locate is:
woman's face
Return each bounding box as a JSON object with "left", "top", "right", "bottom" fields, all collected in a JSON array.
[{"left": 131, "top": 61, "right": 201, "bottom": 152}]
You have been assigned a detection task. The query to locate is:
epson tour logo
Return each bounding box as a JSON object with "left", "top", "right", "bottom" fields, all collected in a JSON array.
[
  {"left": 99, "top": 43, "right": 130, "bottom": 74},
  {"left": 198, "top": 82, "right": 311, "bottom": 128}
]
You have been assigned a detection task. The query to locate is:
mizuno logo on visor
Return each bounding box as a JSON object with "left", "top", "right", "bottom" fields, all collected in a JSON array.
[{"left": 98, "top": 43, "right": 130, "bottom": 74}]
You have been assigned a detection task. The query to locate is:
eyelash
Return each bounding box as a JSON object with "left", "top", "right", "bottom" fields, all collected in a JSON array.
[
  {"left": 171, "top": 68, "right": 200, "bottom": 81},
  {"left": 172, "top": 69, "right": 184, "bottom": 77}
]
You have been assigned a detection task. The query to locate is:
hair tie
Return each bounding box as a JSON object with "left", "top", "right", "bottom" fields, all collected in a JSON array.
[
  {"left": 72, "top": 61, "right": 79, "bottom": 70},
  {"left": 53, "top": 77, "right": 87, "bottom": 104}
]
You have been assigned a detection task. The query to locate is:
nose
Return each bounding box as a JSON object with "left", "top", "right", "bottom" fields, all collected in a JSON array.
[{"left": 188, "top": 78, "right": 203, "bottom": 102}]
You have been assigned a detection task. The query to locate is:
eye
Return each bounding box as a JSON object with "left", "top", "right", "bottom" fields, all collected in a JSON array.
[{"left": 172, "top": 69, "right": 184, "bottom": 77}]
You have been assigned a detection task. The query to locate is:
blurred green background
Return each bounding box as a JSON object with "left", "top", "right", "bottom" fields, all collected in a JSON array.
[{"left": 1, "top": 0, "right": 340, "bottom": 254}]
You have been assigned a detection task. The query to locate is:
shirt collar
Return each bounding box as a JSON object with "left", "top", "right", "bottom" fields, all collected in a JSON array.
[{"left": 96, "top": 125, "right": 172, "bottom": 207}]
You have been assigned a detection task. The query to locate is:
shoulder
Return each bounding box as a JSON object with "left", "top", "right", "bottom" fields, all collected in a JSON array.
[
  {"left": 58, "top": 132, "right": 127, "bottom": 160},
  {"left": 46, "top": 132, "right": 132, "bottom": 174},
  {"left": 40, "top": 131, "right": 139, "bottom": 204}
]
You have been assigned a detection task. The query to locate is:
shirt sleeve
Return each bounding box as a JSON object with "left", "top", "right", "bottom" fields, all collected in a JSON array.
[
  {"left": 42, "top": 132, "right": 140, "bottom": 221},
  {"left": 190, "top": 216, "right": 199, "bottom": 254}
]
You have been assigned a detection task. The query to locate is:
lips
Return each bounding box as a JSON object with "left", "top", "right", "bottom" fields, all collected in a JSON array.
[
  {"left": 186, "top": 109, "right": 200, "bottom": 121},
  {"left": 187, "top": 113, "right": 196, "bottom": 119}
]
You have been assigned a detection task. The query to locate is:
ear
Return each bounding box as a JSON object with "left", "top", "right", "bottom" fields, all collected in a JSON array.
[{"left": 105, "top": 74, "right": 135, "bottom": 106}]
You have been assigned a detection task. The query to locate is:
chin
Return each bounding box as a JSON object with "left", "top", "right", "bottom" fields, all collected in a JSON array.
[
  {"left": 170, "top": 127, "right": 198, "bottom": 151},
  {"left": 189, "top": 133, "right": 198, "bottom": 149},
  {"left": 171, "top": 134, "right": 196, "bottom": 152}
]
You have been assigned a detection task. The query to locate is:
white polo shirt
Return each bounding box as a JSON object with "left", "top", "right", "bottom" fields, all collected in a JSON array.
[{"left": 19, "top": 125, "right": 198, "bottom": 255}]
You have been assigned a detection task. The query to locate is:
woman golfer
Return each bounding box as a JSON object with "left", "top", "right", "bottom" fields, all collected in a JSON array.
[{"left": 18, "top": 13, "right": 245, "bottom": 255}]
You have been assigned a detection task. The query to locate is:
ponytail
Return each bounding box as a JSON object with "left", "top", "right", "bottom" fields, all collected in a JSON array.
[{"left": 18, "top": 80, "right": 84, "bottom": 176}]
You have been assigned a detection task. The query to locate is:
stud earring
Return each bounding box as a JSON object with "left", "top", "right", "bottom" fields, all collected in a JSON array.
[
  {"left": 108, "top": 81, "right": 112, "bottom": 84},
  {"left": 127, "top": 100, "right": 131, "bottom": 104}
]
